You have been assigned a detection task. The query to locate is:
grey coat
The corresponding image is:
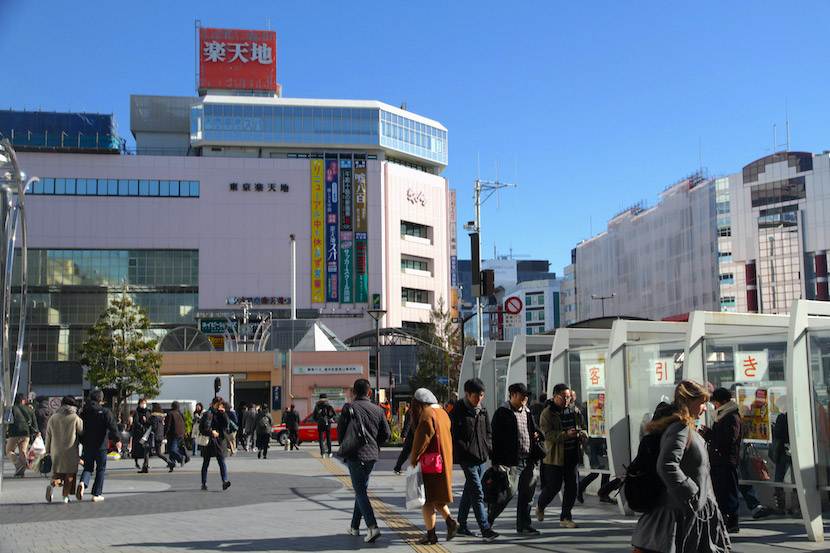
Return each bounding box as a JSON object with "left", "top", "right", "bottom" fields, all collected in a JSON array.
[
  {"left": 45, "top": 405, "right": 84, "bottom": 474},
  {"left": 631, "top": 421, "right": 730, "bottom": 553}
]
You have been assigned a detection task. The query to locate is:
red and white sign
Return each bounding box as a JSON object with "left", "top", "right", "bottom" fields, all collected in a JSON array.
[
  {"left": 48, "top": 397, "right": 62, "bottom": 411},
  {"left": 199, "top": 27, "right": 277, "bottom": 91},
  {"left": 651, "top": 357, "right": 676, "bottom": 385},
  {"left": 505, "top": 296, "right": 523, "bottom": 315},
  {"left": 734, "top": 351, "right": 769, "bottom": 382}
]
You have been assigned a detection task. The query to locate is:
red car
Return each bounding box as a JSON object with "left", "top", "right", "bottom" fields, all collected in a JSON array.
[{"left": 271, "top": 409, "right": 341, "bottom": 445}]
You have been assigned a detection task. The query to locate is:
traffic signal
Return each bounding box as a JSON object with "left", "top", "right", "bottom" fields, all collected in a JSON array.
[{"left": 481, "top": 269, "right": 495, "bottom": 297}]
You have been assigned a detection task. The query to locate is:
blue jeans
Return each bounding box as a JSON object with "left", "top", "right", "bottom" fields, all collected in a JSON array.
[
  {"left": 168, "top": 437, "right": 184, "bottom": 465},
  {"left": 80, "top": 449, "right": 109, "bottom": 497},
  {"left": 458, "top": 462, "right": 491, "bottom": 531},
  {"left": 347, "top": 459, "right": 377, "bottom": 528},
  {"left": 201, "top": 455, "right": 228, "bottom": 484}
]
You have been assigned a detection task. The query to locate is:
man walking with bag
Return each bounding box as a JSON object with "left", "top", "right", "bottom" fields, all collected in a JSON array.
[
  {"left": 339, "top": 378, "right": 390, "bottom": 543},
  {"left": 314, "top": 394, "right": 336, "bottom": 457},
  {"left": 450, "top": 378, "right": 498, "bottom": 541},
  {"left": 77, "top": 389, "right": 121, "bottom": 501}
]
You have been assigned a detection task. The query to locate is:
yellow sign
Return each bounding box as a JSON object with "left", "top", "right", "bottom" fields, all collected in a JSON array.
[{"left": 311, "top": 159, "right": 325, "bottom": 303}]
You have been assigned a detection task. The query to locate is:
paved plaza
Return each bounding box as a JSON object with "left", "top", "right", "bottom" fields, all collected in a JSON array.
[{"left": 1, "top": 446, "right": 827, "bottom": 553}]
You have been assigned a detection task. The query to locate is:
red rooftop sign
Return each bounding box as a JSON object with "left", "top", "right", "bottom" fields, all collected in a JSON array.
[{"left": 199, "top": 27, "right": 277, "bottom": 91}]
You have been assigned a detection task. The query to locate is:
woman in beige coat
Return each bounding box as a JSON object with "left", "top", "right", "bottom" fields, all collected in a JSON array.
[
  {"left": 45, "top": 395, "right": 84, "bottom": 503},
  {"left": 410, "top": 388, "right": 457, "bottom": 544}
]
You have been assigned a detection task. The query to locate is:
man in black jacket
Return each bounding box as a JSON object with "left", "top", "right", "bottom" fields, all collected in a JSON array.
[
  {"left": 164, "top": 401, "right": 190, "bottom": 466},
  {"left": 339, "top": 378, "right": 390, "bottom": 543},
  {"left": 314, "top": 394, "right": 336, "bottom": 457},
  {"left": 451, "top": 378, "right": 497, "bottom": 541},
  {"left": 488, "top": 382, "right": 540, "bottom": 536},
  {"left": 78, "top": 389, "right": 121, "bottom": 501},
  {"left": 282, "top": 404, "right": 301, "bottom": 450}
]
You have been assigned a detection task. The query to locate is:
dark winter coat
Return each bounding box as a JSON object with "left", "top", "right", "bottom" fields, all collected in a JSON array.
[
  {"left": 255, "top": 410, "right": 273, "bottom": 435},
  {"left": 706, "top": 403, "right": 742, "bottom": 468},
  {"left": 164, "top": 409, "right": 186, "bottom": 439},
  {"left": 8, "top": 401, "right": 38, "bottom": 437},
  {"left": 314, "top": 400, "right": 336, "bottom": 428},
  {"left": 35, "top": 400, "right": 53, "bottom": 437},
  {"left": 282, "top": 409, "right": 300, "bottom": 430},
  {"left": 242, "top": 408, "right": 258, "bottom": 434},
  {"left": 491, "top": 401, "right": 538, "bottom": 467},
  {"left": 79, "top": 401, "right": 120, "bottom": 451},
  {"left": 450, "top": 398, "right": 491, "bottom": 466},
  {"left": 200, "top": 407, "right": 229, "bottom": 459},
  {"left": 338, "top": 396, "right": 390, "bottom": 462}
]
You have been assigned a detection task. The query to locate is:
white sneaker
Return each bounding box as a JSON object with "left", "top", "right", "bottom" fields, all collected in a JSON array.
[
  {"left": 347, "top": 527, "right": 360, "bottom": 536},
  {"left": 76, "top": 482, "right": 85, "bottom": 501},
  {"left": 45, "top": 485, "right": 53, "bottom": 503},
  {"left": 364, "top": 526, "right": 381, "bottom": 543},
  {"left": 91, "top": 495, "right": 105, "bottom": 502},
  {"left": 61, "top": 496, "right": 70, "bottom": 503}
]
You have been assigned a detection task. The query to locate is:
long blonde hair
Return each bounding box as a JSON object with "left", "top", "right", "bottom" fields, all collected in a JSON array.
[{"left": 645, "top": 379, "right": 710, "bottom": 434}]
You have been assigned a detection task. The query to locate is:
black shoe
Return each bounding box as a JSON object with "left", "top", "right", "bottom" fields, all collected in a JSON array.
[
  {"left": 201, "top": 484, "right": 208, "bottom": 490},
  {"left": 262, "top": 454, "right": 267, "bottom": 459},
  {"left": 752, "top": 506, "right": 774, "bottom": 519},
  {"left": 446, "top": 518, "right": 459, "bottom": 541},
  {"left": 576, "top": 488, "right": 585, "bottom": 503},
  {"left": 222, "top": 480, "right": 231, "bottom": 490},
  {"left": 517, "top": 527, "right": 540, "bottom": 536},
  {"left": 481, "top": 528, "right": 499, "bottom": 541},
  {"left": 457, "top": 526, "right": 476, "bottom": 537},
  {"left": 417, "top": 530, "right": 438, "bottom": 545},
  {"left": 726, "top": 514, "right": 740, "bottom": 534},
  {"left": 138, "top": 468, "right": 148, "bottom": 474},
  {"left": 183, "top": 457, "right": 190, "bottom": 464},
  {"left": 258, "top": 451, "right": 261, "bottom": 459},
  {"left": 168, "top": 463, "right": 175, "bottom": 472}
]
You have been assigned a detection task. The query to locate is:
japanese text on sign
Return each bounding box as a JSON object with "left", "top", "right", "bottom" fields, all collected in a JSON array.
[
  {"left": 582, "top": 360, "right": 605, "bottom": 389},
  {"left": 734, "top": 351, "right": 769, "bottom": 382},
  {"left": 650, "top": 357, "right": 676, "bottom": 385}
]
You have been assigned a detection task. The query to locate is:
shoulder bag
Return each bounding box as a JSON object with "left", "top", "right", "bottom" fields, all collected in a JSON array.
[
  {"left": 420, "top": 408, "right": 444, "bottom": 474},
  {"left": 337, "top": 404, "right": 368, "bottom": 460}
]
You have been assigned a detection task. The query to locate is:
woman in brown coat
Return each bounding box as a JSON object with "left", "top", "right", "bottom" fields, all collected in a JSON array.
[
  {"left": 44, "top": 395, "right": 84, "bottom": 503},
  {"left": 410, "top": 388, "right": 458, "bottom": 544}
]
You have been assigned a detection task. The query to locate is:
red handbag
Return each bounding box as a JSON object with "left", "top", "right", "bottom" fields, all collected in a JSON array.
[{"left": 420, "top": 409, "right": 444, "bottom": 474}]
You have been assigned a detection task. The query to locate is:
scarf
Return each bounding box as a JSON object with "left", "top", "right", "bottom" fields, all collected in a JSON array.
[{"left": 713, "top": 399, "right": 738, "bottom": 422}]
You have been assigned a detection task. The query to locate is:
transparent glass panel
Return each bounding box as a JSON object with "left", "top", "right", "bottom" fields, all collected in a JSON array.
[
  {"left": 704, "top": 334, "right": 788, "bottom": 483},
  {"left": 626, "top": 341, "right": 685, "bottom": 452},
  {"left": 808, "top": 330, "right": 830, "bottom": 490},
  {"left": 567, "top": 348, "right": 609, "bottom": 470}
]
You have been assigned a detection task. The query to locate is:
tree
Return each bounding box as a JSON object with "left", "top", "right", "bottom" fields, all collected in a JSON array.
[
  {"left": 409, "top": 297, "right": 462, "bottom": 404},
  {"left": 78, "top": 284, "right": 163, "bottom": 422}
]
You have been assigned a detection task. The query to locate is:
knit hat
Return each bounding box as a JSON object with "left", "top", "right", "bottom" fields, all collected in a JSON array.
[
  {"left": 319, "top": 393, "right": 328, "bottom": 399},
  {"left": 413, "top": 388, "right": 438, "bottom": 405}
]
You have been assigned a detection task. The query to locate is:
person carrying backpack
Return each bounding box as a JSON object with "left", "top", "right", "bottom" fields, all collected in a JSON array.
[
  {"left": 631, "top": 380, "right": 730, "bottom": 553},
  {"left": 314, "top": 394, "right": 336, "bottom": 457},
  {"left": 255, "top": 405, "right": 273, "bottom": 459}
]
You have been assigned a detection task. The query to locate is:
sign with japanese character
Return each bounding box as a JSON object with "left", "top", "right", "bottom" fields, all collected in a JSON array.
[
  {"left": 325, "top": 159, "right": 339, "bottom": 302},
  {"left": 734, "top": 351, "right": 769, "bottom": 382},
  {"left": 340, "top": 160, "right": 354, "bottom": 303},
  {"left": 650, "top": 357, "right": 676, "bottom": 386},
  {"left": 310, "top": 160, "right": 325, "bottom": 303},
  {"left": 582, "top": 360, "right": 605, "bottom": 389},
  {"left": 354, "top": 160, "right": 368, "bottom": 303},
  {"left": 199, "top": 27, "right": 277, "bottom": 91}
]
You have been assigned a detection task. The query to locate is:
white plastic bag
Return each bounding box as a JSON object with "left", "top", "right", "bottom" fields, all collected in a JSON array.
[
  {"left": 29, "top": 435, "right": 46, "bottom": 457},
  {"left": 405, "top": 464, "right": 426, "bottom": 510}
]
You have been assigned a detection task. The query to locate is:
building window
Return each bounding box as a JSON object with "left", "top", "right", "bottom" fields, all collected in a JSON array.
[
  {"left": 402, "top": 287, "right": 429, "bottom": 304},
  {"left": 32, "top": 178, "right": 200, "bottom": 198},
  {"left": 719, "top": 273, "right": 735, "bottom": 284},
  {"left": 401, "top": 258, "right": 429, "bottom": 272},
  {"left": 401, "top": 221, "right": 428, "bottom": 239},
  {"left": 718, "top": 251, "right": 732, "bottom": 262}
]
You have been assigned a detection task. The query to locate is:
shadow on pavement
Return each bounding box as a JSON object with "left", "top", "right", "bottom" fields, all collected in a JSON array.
[{"left": 116, "top": 536, "right": 391, "bottom": 551}]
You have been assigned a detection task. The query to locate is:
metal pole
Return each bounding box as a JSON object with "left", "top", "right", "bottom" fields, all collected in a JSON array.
[
  {"left": 474, "top": 179, "right": 483, "bottom": 345},
  {"left": 375, "top": 319, "right": 381, "bottom": 405},
  {"left": 290, "top": 234, "right": 296, "bottom": 320}
]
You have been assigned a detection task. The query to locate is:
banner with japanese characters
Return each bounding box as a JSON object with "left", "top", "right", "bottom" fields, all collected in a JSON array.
[
  {"left": 650, "top": 357, "right": 676, "bottom": 386},
  {"left": 325, "top": 159, "right": 339, "bottom": 302},
  {"left": 199, "top": 27, "right": 277, "bottom": 91},
  {"left": 588, "top": 392, "right": 606, "bottom": 437},
  {"left": 354, "top": 160, "right": 368, "bottom": 303},
  {"left": 736, "top": 386, "right": 771, "bottom": 443},
  {"left": 734, "top": 351, "right": 769, "bottom": 383},
  {"left": 582, "top": 359, "right": 606, "bottom": 390},
  {"left": 340, "top": 160, "right": 354, "bottom": 303},
  {"left": 310, "top": 160, "right": 325, "bottom": 303}
]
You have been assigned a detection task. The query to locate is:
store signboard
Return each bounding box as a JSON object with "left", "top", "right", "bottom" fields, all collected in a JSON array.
[
  {"left": 340, "top": 160, "right": 354, "bottom": 303},
  {"left": 354, "top": 160, "right": 368, "bottom": 303},
  {"left": 293, "top": 365, "right": 363, "bottom": 375},
  {"left": 199, "top": 27, "right": 277, "bottom": 91},
  {"left": 325, "top": 159, "right": 339, "bottom": 302},
  {"left": 311, "top": 159, "right": 325, "bottom": 303}
]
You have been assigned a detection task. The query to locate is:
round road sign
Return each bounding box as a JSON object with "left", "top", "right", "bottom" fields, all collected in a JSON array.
[
  {"left": 505, "top": 296, "right": 523, "bottom": 315},
  {"left": 49, "top": 397, "right": 62, "bottom": 411}
]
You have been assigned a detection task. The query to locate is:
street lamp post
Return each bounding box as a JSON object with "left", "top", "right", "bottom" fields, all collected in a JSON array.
[
  {"left": 591, "top": 292, "right": 616, "bottom": 318},
  {"left": 367, "top": 308, "right": 386, "bottom": 404}
]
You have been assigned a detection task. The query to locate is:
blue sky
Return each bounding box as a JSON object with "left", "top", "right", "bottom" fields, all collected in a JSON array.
[{"left": 4, "top": 1, "right": 830, "bottom": 274}]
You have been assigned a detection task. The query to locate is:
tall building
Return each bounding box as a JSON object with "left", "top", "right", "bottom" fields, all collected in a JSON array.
[
  {"left": 571, "top": 151, "right": 830, "bottom": 322},
  {"left": 3, "top": 27, "right": 455, "bottom": 399}
]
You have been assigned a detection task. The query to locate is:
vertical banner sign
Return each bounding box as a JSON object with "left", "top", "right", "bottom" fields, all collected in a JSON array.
[
  {"left": 325, "top": 159, "right": 339, "bottom": 302},
  {"left": 449, "top": 189, "right": 458, "bottom": 319},
  {"left": 340, "top": 160, "right": 354, "bottom": 303},
  {"left": 354, "top": 160, "right": 368, "bottom": 303},
  {"left": 310, "top": 160, "right": 325, "bottom": 303}
]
